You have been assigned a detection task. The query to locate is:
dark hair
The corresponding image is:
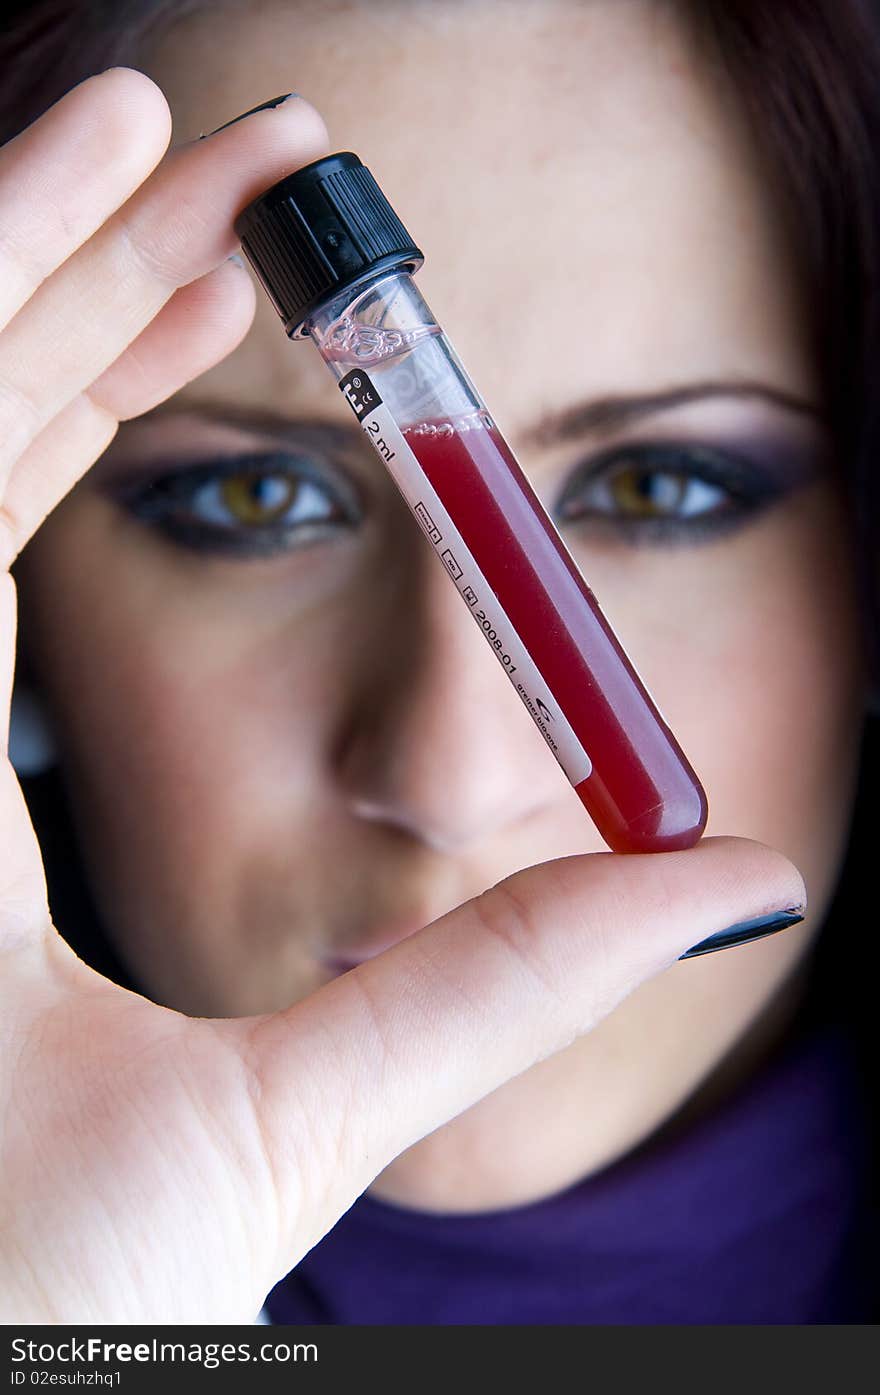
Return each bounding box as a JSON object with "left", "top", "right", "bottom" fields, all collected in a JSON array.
[
  {"left": 0, "top": 0, "right": 206, "bottom": 128},
  {"left": 688, "top": 0, "right": 880, "bottom": 686}
]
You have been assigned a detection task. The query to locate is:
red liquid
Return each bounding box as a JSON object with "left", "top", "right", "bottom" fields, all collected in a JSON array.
[{"left": 403, "top": 418, "right": 708, "bottom": 853}]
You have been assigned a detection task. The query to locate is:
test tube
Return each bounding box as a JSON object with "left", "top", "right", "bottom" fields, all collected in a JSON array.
[{"left": 235, "top": 152, "right": 708, "bottom": 852}]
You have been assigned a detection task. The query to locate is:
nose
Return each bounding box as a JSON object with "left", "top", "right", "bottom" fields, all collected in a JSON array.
[{"left": 332, "top": 539, "right": 565, "bottom": 854}]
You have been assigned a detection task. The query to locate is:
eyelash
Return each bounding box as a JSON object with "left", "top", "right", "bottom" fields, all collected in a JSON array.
[
  {"left": 555, "top": 441, "right": 783, "bottom": 546},
  {"left": 117, "top": 451, "right": 361, "bottom": 558},
  {"left": 116, "top": 439, "right": 780, "bottom": 558}
]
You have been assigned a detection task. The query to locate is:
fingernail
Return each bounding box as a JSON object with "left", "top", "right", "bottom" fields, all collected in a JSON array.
[
  {"left": 679, "top": 907, "right": 805, "bottom": 960},
  {"left": 200, "top": 93, "right": 298, "bottom": 139},
  {"left": 226, "top": 253, "right": 245, "bottom": 268}
]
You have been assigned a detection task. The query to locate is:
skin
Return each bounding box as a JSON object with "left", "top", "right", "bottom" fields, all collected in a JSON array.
[{"left": 14, "top": 0, "right": 868, "bottom": 1217}]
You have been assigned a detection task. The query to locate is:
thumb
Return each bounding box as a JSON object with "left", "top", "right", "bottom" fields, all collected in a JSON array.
[{"left": 229, "top": 834, "right": 806, "bottom": 1263}]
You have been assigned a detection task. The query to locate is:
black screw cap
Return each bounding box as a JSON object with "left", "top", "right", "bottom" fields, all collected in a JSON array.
[{"left": 234, "top": 151, "right": 424, "bottom": 338}]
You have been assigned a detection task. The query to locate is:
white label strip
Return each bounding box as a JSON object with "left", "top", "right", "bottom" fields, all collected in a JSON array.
[{"left": 339, "top": 373, "right": 592, "bottom": 786}]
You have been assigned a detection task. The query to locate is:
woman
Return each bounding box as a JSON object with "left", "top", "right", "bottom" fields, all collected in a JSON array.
[{"left": 0, "top": 0, "right": 876, "bottom": 1322}]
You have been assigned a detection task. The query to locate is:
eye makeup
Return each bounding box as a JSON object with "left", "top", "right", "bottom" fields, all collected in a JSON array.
[
  {"left": 113, "top": 447, "right": 361, "bottom": 558},
  {"left": 103, "top": 404, "right": 826, "bottom": 559},
  {"left": 106, "top": 407, "right": 825, "bottom": 566},
  {"left": 554, "top": 429, "right": 825, "bottom": 545}
]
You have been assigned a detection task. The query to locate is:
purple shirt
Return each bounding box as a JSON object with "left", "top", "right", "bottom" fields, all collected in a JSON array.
[{"left": 264, "top": 1022, "right": 876, "bottom": 1324}]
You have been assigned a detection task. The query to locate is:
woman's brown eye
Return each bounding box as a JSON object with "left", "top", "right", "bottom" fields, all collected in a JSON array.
[
  {"left": 219, "top": 472, "right": 301, "bottom": 526},
  {"left": 550, "top": 439, "right": 786, "bottom": 547},
  {"left": 561, "top": 461, "right": 728, "bottom": 523},
  {"left": 118, "top": 450, "right": 360, "bottom": 558},
  {"left": 186, "top": 470, "right": 339, "bottom": 530},
  {"left": 606, "top": 465, "right": 692, "bottom": 517}
]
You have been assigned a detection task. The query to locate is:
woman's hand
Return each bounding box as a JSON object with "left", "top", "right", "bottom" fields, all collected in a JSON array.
[{"left": 0, "top": 69, "right": 807, "bottom": 1322}]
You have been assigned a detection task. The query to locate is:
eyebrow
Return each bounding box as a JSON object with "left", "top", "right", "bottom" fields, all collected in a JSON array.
[
  {"left": 146, "top": 399, "right": 349, "bottom": 441},
  {"left": 147, "top": 379, "right": 825, "bottom": 447},
  {"left": 519, "top": 380, "right": 826, "bottom": 449}
]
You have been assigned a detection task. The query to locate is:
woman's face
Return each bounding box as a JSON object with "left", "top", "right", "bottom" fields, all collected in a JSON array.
[{"left": 16, "top": 0, "right": 868, "bottom": 1210}]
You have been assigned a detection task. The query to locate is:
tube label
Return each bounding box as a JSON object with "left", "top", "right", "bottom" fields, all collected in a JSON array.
[{"left": 338, "top": 369, "right": 592, "bottom": 786}]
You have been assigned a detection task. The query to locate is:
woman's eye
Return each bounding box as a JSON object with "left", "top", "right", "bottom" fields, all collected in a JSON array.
[
  {"left": 555, "top": 442, "right": 780, "bottom": 544},
  {"left": 585, "top": 465, "right": 726, "bottom": 520},
  {"left": 191, "top": 472, "right": 333, "bottom": 528},
  {"left": 118, "top": 451, "right": 360, "bottom": 557}
]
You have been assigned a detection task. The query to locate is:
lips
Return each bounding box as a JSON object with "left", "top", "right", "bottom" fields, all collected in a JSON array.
[
  {"left": 320, "top": 918, "right": 432, "bottom": 975},
  {"left": 322, "top": 957, "right": 365, "bottom": 976}
]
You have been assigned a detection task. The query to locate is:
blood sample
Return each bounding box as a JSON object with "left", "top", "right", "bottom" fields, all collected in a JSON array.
[{"left": 235, "top": 152, "right": 708, "bottom": 852}]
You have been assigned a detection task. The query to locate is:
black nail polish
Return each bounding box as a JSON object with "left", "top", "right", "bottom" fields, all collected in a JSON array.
[
  {"left": 679, "top": 908, "right": 805, "bottom": 960},
  {"left": 200, "top": 94, "right": 297, "bottom": 139}
]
